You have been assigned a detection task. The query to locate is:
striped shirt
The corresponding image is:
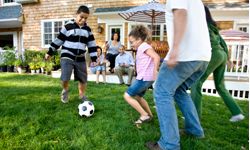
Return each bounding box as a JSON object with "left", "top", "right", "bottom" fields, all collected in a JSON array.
[
  {"left": 136, "top": 42, "right": 155, "bottom": 81},
  {"left": 47, "top": 20, "right": 97, "bottom": 62}
]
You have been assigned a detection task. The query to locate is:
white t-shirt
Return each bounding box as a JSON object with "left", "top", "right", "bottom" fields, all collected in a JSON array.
[{"left": 164, "top": 0, "right": 211, "bottom": 62}]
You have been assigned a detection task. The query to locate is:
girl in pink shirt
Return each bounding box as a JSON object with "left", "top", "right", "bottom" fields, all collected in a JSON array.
[{"left": 124, "top": 25, "right": 160, "bottom": 126}]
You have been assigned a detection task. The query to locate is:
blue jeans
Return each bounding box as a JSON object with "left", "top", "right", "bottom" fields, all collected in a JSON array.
[
  {"left": 127, "top": 79, "right": 154, "bottom": 97},
  {"left": 154, "top": 61, "right": 208, "bottom": 150}
]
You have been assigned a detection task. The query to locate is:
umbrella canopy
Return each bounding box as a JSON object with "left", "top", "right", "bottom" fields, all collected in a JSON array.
[
  {"left": 220, "top": 29, "right": 249, "bottom": 41},
  {"left": 118, "top": 0, "right": 166, "bottom": 25}
]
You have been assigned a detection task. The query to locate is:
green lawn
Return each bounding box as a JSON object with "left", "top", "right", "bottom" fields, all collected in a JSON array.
[{"left": 0, "top": 73, "right": 248, "bottom": 150}]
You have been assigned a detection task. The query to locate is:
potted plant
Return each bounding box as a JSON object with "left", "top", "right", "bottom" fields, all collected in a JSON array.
[
  {"left": 14, "top": 57, "right": 24, "bottom": 74},
  {"left": 28, "top": 62, "right": 36, "bottom": 74},
  {"left": 45, "top": 61, "right": 54, "bottom": 75},
  {"left": 38, "top": 61, "right": 46, "bottom": 74},
  {"left": 3, "top": 50, "right": 16, "bottom": 72}
]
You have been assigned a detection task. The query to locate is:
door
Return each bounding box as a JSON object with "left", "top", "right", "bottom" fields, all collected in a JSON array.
[{"left": 107, "top": 25, "right": 124, "bottom": 44}]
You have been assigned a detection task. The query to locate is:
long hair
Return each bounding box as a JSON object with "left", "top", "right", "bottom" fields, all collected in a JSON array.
[{"left": 204, "top": 5, "right": 217, "bottom": 27}]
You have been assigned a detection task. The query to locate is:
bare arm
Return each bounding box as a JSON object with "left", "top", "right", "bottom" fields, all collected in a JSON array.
[
  {"left": 145, "top": 48, "right": 160, "bottom": 80},
  {"left": 167, "top": 9, "right": 187, "bottom": 68}
]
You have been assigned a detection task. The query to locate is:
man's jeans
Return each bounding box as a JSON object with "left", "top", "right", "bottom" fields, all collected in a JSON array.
[{"left": 154, "top": 61, "right": 208, "bottom": 150}]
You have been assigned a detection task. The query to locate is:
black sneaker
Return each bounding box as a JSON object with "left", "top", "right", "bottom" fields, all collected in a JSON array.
[
  {"left": 145, "top": 141, "right": 162, "bottom": 150},
  {"left": 80, "top": 96, "right": 88, "bottom": 102}
]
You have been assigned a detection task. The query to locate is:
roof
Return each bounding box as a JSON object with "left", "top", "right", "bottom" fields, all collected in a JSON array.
[
  {"left": 207, "top": 2, "right": 249, "bottom": 10},
  {"left": 0, "top": 4, "right": 22, "bottom": 20},
  {"left": 94, "top": 2, "right": 249, "bottom": 15},
  {"left": 94, "top": 6, "right": 134, "bottom": 14}
]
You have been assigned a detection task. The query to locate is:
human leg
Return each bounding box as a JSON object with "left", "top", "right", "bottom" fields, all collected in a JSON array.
[
  {"left": 102, "top": 70, "right": 106, "bottom": 83},
  {"left": 135, "top": 96, "right": 153, "bottom": 117},
  {"left": 126, "top": 66, "right": 134, "bottom": 85},
  {"left": 96, "top": 70, "right": 100, "bottom": 84},
  {"left": 154, "top": 62, "right": 207, "bottom": 150},
  {"left": 190, "top": 51, "right": 222, "bottom": 117},
  {"left": 124, "top": 93, "right": 149, "bottom": 117},
  {"left": 114, "top": 66, "right": 124, "bottom": 84},
  {"left": 74, "top": 61, "right": 88, "bottom": 101},
  {"left": 124, "top": 80, "right": 154, "bottom": 122},
  {"left": 213, "top": 57, "right": 243, "bottom": 118},
  {"left": 60, "top": 59, "right": 74, "bottom": 103},
  {"left": 78, "top": 82, "right": 86, "bottom": 98}
]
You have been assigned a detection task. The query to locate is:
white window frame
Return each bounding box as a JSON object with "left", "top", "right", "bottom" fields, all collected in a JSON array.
[
  {"left": 41, "top": 18, "right": 72, "bottom": 48},
  {"left": 1, "top": 0, "right": 17, "bottom": 5},
  {"left": 234, "top": 21, "right": 249, "bottom": 33},
  {"left": 105, "top": 23, "right": 125, "bottom": 45},
  {"left": 127, "top": 23, "right": 167, "bottom": 48},
  {"left": 0, "top": 32, "right": 18, "bottom": 50}
]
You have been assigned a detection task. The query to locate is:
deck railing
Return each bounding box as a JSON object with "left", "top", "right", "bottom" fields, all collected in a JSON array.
[
  {"left": 225, "top": 41, "right": 249, "bottom": 79},
  {"left": 202, "top": 41, "right": 249, "bottom": 100}
]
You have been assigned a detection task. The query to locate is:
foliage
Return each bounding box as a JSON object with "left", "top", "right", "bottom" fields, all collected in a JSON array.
[
  {"left": 45, "top": 61, "right": 54, "bottom": 72},
  {"left": 2, "top": 51, "right": 16, "bottom": 66},
  {"left": 0, "top": 74, "right": 248, "bottom": 150},
  {"left": 14, "top": 56, "right": 25, "bottom": 67}
]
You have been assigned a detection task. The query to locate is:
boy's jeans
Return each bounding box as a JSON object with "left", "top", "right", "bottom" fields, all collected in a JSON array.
[{"left": 154, "top": 61, "right": 208, "bottom": 150}]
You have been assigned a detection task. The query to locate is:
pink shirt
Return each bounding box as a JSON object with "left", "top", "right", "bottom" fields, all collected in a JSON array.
[{"left": 136, "top": 42, "right": 155, "bottom": 81}]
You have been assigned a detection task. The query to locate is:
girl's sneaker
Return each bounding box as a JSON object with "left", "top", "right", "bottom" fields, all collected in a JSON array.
[{"left": 229, "top": 114, "right": 245, "bottom": 122}]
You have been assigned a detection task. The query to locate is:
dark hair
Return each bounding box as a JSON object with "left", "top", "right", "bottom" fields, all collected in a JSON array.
[
  {"left": 204, "top": 5, "right": 217, "bottom": 27},
  {"left": 129, "top": 25, "right": 149, "bottom": 41},
  {"left": 111, "top": 32, "right": 120, "bottom": 42},
  {"left": 96, "top": 46, "right": 102, "bottom": 55},
  {"left": 77, "top": 5, "right": 90, "bottom": 14}
]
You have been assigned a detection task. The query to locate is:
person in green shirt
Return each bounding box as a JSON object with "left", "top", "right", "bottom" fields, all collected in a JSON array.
[{"left": 191, "top": 6, "right": 245, "bottom": 122}]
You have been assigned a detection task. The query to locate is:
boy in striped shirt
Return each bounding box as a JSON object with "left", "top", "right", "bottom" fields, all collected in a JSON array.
[{"left": 45, "top": 5, "right": 97, "bottom": 103}]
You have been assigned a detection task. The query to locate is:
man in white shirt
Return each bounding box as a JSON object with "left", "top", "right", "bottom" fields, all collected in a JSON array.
[
  {"left": 114, "top": 45, "right": 135, "bottom": 85},
  {"left": 146, "top": 0, "right": 211, "bottom": 150}
]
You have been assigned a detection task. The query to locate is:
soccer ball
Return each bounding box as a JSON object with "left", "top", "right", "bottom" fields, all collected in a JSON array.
[{"left": 78, "top": 101, "right": 95, "bottom": 117}]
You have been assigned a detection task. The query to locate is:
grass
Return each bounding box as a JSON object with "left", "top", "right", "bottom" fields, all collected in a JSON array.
[{"left": 0, "top": 73, "right": 248, "bottom": 150}]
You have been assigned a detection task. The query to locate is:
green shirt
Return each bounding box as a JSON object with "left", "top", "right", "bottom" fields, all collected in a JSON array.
[{"left": 208, "top": 23, "right": 228, "bottom": 57}]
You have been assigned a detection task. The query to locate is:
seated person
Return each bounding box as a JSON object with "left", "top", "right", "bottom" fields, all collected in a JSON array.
[
  {"left": 114, "top": 45, "right": 135, "bottom": 85},
  {"left": 90, "top": 46, "right": 106, "bottom": 84}
]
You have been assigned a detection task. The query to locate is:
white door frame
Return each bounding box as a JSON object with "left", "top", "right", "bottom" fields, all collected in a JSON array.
[{"left": 105, "top": 24, "right": 124, "bottom": 45}]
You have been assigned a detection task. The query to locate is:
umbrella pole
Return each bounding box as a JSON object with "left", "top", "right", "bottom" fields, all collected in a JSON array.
[{"left": 151, "top": 10, "right": 155, "bottom": 41}]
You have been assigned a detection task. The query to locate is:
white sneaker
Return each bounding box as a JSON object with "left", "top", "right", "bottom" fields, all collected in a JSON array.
[
  {"left": 229, "top": 114, "right": 245, "bottom": 122},
  {"left": 61, "top": 90, "right": 69, "bottom": 103}
]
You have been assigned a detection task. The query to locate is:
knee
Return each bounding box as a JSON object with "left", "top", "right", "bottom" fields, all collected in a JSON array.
[{"left": 123, "top": 92, "right": 130, "bottom": 102}]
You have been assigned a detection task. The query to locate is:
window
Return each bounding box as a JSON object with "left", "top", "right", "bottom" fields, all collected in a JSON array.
[
  {"left": 130, "top": 24, "right": 167, "bottom": 41},
  {"left": 2, "top": 0, "right": 14, "bottom": 4},
  {"left": 42, "top": 19, "right": 71, "bottom": 48},
  {"left": 236, "top": 23, "right": 249, "bottom": 33}
]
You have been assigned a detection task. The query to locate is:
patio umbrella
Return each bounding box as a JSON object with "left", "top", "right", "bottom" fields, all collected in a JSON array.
[
  {"left": 220, "top": 29, "right": 249, "bottom": 41},
  {"left": 118, "top": 0, "right": 165, "bottom": 29}
]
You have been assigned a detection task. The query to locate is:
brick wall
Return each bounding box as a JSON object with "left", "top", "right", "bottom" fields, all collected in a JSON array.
[
  {"left": 20, "top": 0, "right": 247, "bottom": 50},
  {"left": 21, "top": 0, "right": 169, "bottom": 50}
]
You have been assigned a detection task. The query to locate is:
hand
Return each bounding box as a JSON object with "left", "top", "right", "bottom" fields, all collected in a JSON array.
[
  {"left": 153, "top": 70, "right": 158, "bottom": 80},
  {"left": 166, "top": 49, "right": 178, "bottom": 68},
  {"left": 45, "top": 54, "right": 51, "bottom": 60},
  {"left": 226, "top": 60, "right": 232, "bottom": 69},
  {"left": 123, "top": 63, "right": 129, "bottom": 67}
]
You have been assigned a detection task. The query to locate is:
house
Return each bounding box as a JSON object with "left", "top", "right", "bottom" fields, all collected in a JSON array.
[
  {"left": 0, "top": 0, "right": 249, "bottom": 99},
  {"left": 0, "top": 0, "right": 248, "bottom": 51}
]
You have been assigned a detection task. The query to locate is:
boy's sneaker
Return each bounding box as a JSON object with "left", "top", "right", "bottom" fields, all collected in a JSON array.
[
  {"left": 229, "top": 114, "right": 245, "bottom": 122},
  {"left": 61, "top": 90, "right": 69, "bottom": 103},
  {"left": 80, "top": 96, "right": 88, "bottom": 102}
]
